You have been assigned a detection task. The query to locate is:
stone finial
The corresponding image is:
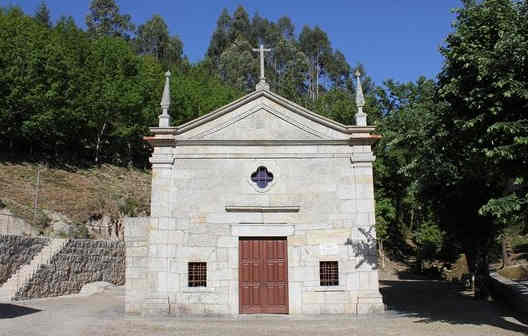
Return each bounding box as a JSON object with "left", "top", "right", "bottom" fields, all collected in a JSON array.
[
  {"left": 159, "top": 71, "right": 171, "bottom": 127},
  {"left": 355, "top": 69, "right": 367, "bottom": 126},
  {"left": 252, "top": 44, "right": 271, "bottom": 91}
]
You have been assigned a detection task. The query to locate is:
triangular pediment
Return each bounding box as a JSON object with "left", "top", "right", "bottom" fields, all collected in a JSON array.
[
  {"left": 186, "top": 103, "right": 332, "bottom": 140},
  {"left": 147, "top": 89, "right": 377, "bottom": 146}
]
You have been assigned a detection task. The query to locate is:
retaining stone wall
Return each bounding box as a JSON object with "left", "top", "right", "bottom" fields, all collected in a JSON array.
[
  {"left": 15, "top": 239, "right": 125, "bottom": 300},
  {"left": 489, "top": 272, "right": 528, "bottom": 318},
  {"left": 0, "top": 235, "right": 49, "bottom": 285}
]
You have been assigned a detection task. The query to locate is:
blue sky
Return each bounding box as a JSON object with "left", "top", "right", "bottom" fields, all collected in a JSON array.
[{"left": 6, "top": 0, "right": 461, "bottom": 85}]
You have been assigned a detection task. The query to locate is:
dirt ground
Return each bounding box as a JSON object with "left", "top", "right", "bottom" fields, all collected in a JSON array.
[{"left": 1, "top": 279, "right": 527, "bottom": 336}]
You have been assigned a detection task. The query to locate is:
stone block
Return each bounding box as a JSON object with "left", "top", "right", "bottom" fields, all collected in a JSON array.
[
  {"left": 126, "top": 268, "right": 146, "bottom": 279},
  {"left": 302, "top": 291, "right": 324, "bottom": 304},
  {"left": 188, "top": 234, "right": 216, "bottom": 247},
  {"left": 169, "top": 260, "right": 184, "bottom": 274},
  {"left": 288, "top": 234, "right": 306, "bottom": 246},
  {"left": 357, "top": 199, "right": 374, "bottom": 212},
  {"left": 291, "top": 266, "right": 317, "bottom": 282},
  {"left": 168, "top": 231, "right": 184, "bottom": 244},
  {"left": 142, "top": 296, "right": 169, "bottom": 316},
  {"left": 149, "top": 217, "right": 159, "bottom": 231},
  {"left": 339, "top": 200, "right": 357, "bottom": 213},
  {"left": 149, "top": 245, "right": 168, "bottom": 258},
  {"left": 289, "top": 282, "right": 303, "bottom": 315},
  {"left": 158, "top": 272, "right": 168, "bottom": 291},
  {"left": 337, "top": 185, "right": 355, "bottom": 200},
  {"left": 216, "top": 248, "right": 228, "bottom": 262},
  {"left": 179, "top": 247, "right": 216, "bottom": 262},
  {"left": 149, "top": 258, "right": 168, "bottom": 272},
  {"left": 321, "top": 303, "right": 345, "bottom": 314},
  {"left": 150, "top": 231, "right": 167, "bottom": 244},
  {"left": 206, "top": 223, "right": 230, "bottom": 235},
  {"left": 167, "top": 273, "right": 179, "bottom": 291},
  {"left": 173, "top": 303, "right": 203, "bottom": 315},
  {"left": 306, "top": 229, "right": 351, "bottom": 245},
  {"left": 212, "top": 263, "right": 231, "bottom": 280},
  {"left": 200, "top": 292, "right": 223, "bottom": 304},
  {"left": 324, "top": 291, "right": 348, "bottom": 303},
  {"left": 167, "top": 245, "right": 178, "bottom": 258},
  {"left": 126, "top": 246, "right": 147, "bottom": 257},
  {"left": 347, "top": 273, "right": 359, "bottom": 290},
  {"left": 302, "top": 303, "right": 321, "bottom": 314},
  {"left": 359, "top": 272, "right": 370, "bottom": 290},
  {"left": 158, "top": 217, "right": 171, "bottom": 231},
  {"left": 217, "top": 236, "right": 237, "bottom": 248}
]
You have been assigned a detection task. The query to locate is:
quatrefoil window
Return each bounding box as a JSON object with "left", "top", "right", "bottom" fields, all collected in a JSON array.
[{"left": 251, "top": 166, "right": 274, "bottom": 189}]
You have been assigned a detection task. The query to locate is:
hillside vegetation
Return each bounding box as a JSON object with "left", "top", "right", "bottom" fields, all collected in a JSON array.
[{"left": 0, "top": 163, "right": 150, "bottom": 239}]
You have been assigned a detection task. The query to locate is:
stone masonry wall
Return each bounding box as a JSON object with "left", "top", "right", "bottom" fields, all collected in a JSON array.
[
  {"left": 141, "top": 155, "right": 382, "bottom": 315},
  {"left": 0, "top": 235, "right": 49, "bottom": 285},
  {"left": 15, "top": 239, "right": 125, "bottom": 300},
  {"left": 124, "top": 217, "right": 149, "bottom": 313}
]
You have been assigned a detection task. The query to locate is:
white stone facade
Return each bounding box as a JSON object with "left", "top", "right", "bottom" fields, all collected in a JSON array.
[{"left": 125, "top": 89, "right": 383, "bottom": 316}]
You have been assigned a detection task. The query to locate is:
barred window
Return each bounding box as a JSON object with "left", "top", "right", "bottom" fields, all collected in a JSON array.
[
  {"left": 320, "top": 261, "right": 339, "bottom": 286},
  {"left": 188, "top": 262, "right": 207, "bottom": 287}
]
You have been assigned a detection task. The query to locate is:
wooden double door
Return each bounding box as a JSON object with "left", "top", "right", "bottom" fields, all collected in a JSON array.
[{"left": 239, "top": 237, "right": 289, "bottom": 314}]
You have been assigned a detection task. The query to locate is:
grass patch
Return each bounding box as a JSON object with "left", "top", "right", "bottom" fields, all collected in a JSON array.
[{"left": 0, "top": 162, "right": 151, "bottom": 235}]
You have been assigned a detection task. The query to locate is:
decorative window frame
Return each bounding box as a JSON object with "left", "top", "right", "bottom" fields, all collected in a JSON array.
[{"left": 246, "top": 160, "right": 280, "bottom": 193}]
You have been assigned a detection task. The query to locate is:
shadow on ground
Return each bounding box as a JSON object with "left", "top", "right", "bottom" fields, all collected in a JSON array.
[
  {"left": 380, "top": 279, "right": 528, "bottom": 334},
  {"left": 0, "top": 303, "right": 41, "bottom": 319}
]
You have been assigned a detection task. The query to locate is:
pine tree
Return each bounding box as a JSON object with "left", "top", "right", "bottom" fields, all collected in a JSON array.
[
  {"left": 34, "top": 1, "right": 51, "bottom": 28},
  {"left": 85, "top": 0, "right": 134, "bottom": 38}
]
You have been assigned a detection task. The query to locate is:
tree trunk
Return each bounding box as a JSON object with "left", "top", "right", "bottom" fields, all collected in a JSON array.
[
  {"left": 465, "top": 247, "right": 491, "bottom": 299},
  {"left": 95, "top": 121, "right": 107, "bottom": 165},
  {"left": 502, "top": 235, "right": 513, "bottom": 268}
]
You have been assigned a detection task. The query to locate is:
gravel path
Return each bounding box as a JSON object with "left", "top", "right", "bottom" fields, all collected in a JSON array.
[{"left": 1, "top": 280, "right": 527, "bottom": 336}]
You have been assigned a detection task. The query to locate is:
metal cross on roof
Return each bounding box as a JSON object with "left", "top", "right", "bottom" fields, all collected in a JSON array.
[{"left": 252, "top": 44, "right": 271, "bottom": 81}]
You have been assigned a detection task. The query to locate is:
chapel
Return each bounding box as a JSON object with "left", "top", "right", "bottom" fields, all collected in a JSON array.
[{"left": 124, "top": 46, "right": 383, "bottom": 315}]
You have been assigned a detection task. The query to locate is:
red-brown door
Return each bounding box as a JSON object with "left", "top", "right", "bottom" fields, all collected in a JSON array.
[{"left": 239, "top": 237, "right": 288, "bottom": 314}]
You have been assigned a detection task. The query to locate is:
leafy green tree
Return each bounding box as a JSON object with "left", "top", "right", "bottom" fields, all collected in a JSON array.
[
  {"left": 135, "top": 14, "right": 182, "bottom": 68},
  {"left": 135, "top": 14, "right": 169, "bottom": 61},
  {"left": 206, "top": 8, "right": 231, "bottom": 67},
  {"left": 416, "top": 0, "right": 528, "bottom": 297},
  {"left": 299, "top": 25, "right": 331, "bottom": 101},
  {"left": 85, "top": 0, "right": 134, "bottom": 38},
  {"left": 34, "top": 1, "right": 51, "bottom": 27},
  {"left": 218, "top": 37, "right": 257, "bottom": 92},
  {"left": 373, "top": 77, "right": 439, "bottom": 261},
  {"left": 169, "top": 63, "right": 243, "bottom": 125},
  {"left": 230, "top": 5, "right": 251, "bottom": 42}
]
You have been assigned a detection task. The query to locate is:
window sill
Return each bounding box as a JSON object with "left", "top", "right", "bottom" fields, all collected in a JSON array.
[
  {"left": 182, "top": 287, "right": 215, "bottom": 293},
  {"left": 309, "top": 287, "right": 346, "bottom": 292}
]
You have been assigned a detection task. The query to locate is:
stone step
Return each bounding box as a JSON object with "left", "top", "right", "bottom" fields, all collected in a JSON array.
[{"left": 0, "top": 238, "right": 68, "bottom": 301}]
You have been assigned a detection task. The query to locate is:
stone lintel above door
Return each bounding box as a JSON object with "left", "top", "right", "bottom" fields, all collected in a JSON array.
[{"left": 231, "top": 223, "right": 295, "bottom": 237}]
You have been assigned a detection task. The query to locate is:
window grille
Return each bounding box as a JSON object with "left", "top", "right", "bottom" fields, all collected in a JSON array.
[
  {"left": 188, "top": 262, "right": 207, "bottom": 287},
  {"left": 251, "top": 166, "right": 274, "bottom": 188},
  {"left": 320, "top": 261, "right": 339, "bottom": 286}
]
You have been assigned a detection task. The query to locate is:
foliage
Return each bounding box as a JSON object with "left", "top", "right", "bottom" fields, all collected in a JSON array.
[
  {"left": 85, "top": 0, "right": 134, "bottom": 38},
  {"left": 34, "top": 1, "right": 51, "bottom": 27},
  {"left": 134, "top": 14, "right": 183, "bottom": 68},
  {"left": 414, "top": 222, "right": 445, "bottom": 262},
  {"left": 412, "top": 0, "right": 528, "bottom": 297},
  {"left": 204, "top": 5, "right": 363, "bottom": 114},
  {"left": 0, "top": 6, "right": 238, "bottom": 167}
]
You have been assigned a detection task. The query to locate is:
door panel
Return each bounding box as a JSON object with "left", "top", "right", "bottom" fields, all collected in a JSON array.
[{"left": 239, "top": 237, "right": 288, "bottom": 314}]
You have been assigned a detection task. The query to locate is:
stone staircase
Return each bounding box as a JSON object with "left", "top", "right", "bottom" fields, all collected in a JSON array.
[{"left": 0, "top": 238, "right": 68, "bottom": 302}]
